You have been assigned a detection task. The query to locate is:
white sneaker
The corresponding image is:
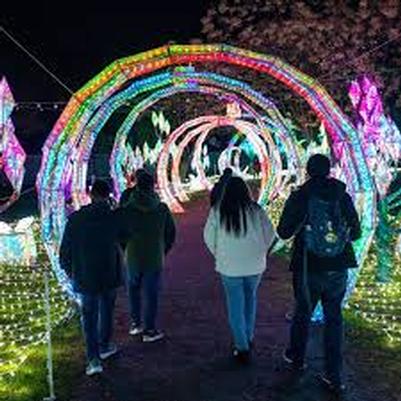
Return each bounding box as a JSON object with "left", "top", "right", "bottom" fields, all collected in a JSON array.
[
  {"left": 86, "top": 359, "right": 103, "bottom": 376},
  {"left": 142, "top": 330, "right": 165, "bottom": 343},
  {"left": 129, "top": 323, "right": 144, "bottom": 336},
  {"left": 100, "top": 344, "right": 118, "bottom": 360}
]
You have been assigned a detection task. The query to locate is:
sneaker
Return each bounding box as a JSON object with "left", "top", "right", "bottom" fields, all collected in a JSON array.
[
  {"left": 282, "top": 349, "right": 307, "bottom": 371},
  {"left": 85, "top": 359, "right": 103, "bottom": 376},
  {"left": 142, "top": 329, "right": 165, "bottom": 343},
  {"left": 319, "top": 374, "right": 346, "bottom": 394},
  {"left": 232, "top": 348, "right": 251, "bottom": 365},
  {"left": 129, "top": 323, "right": 144, "bottom": 336},
  {"left": 99, "top": 344, "right": 118, "bottom": 360}
]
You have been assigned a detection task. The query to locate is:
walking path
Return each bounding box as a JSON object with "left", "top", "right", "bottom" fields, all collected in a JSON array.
[{"left": 69, "top": 199, "right": 396, "bottom": 401}]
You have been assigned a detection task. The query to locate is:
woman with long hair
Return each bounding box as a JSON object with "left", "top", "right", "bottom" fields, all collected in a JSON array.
[{"left": 204, "top": 176, "right": 276, "bottom": 364}]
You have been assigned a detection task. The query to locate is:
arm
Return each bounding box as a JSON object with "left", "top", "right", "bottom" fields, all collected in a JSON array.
[
  {"left": 164, "top": 205, "right": 176, "bottom": 254},
  {"left": 258, "top": 206, "right": 277, "bottom": 250},
  {"left": 277, "top": 190, "right": 306, "bottom": 240},
  {"left": 203, "top": 208, "right": 217, "bottom": 255},
  {"left": 342, "top": 193, "right": 361, "bottom": 241},
  {"left": 59, "top": 219, "right": 73, "bottom": 278}
]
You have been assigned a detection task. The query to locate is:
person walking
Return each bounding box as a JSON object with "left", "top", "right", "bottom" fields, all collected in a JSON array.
[
  {"left": 115, "top": 169, "right": 176, "bottom": 342},
  {"left": 60, "top": 180, "right": 122, "bottom": 376},
  {"left": 204, "top": 176, "right": 276, "bottom": 364},
  {"left": 210, "top": 167, "right": 233, "bottom": 207},
  {"left": 277, "top": 153, "right": 361, "bottom": 394}
]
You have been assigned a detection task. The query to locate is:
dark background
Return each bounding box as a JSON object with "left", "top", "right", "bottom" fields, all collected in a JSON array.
[{"left": 1, "top": 1, "right": 208, "bottom": 152}]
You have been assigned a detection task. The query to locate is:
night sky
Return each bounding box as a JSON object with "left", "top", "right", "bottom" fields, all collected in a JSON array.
[{"left": 1, "top": 0, "right": 208, "bottom": 101}]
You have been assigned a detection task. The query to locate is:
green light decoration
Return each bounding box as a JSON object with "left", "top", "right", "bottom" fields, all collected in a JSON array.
[{"left": 0, "top": 218, "right": 72, "bottom": 377}]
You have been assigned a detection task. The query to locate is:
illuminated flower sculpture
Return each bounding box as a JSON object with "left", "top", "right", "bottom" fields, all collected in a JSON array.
[{"left": 0, "top": 77, "right": 26, "bottom": 212}]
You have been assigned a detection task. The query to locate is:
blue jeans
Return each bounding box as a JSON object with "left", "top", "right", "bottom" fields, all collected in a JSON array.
[
  {"left": 220, "top": 274, "right": 262, "bottom": 351},
  {"left": 80, "top": 289, "right": 117, "bottom": 362},
  {"left": 289, "top": 270, "right": 348, "bottom": 384},
  {"left": 128, "top": 271, "right": 161, "bottom": 331}
]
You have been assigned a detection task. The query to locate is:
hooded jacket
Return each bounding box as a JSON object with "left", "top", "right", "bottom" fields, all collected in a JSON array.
[
  {"left": 115, "top": 187, "right": 176, "bottom": 273},
  {"left": 277, "top": 177, "right": 361, "bottom": 272},
  {"left": 60, "top": 200, "right": 123, "bottom": 294}
]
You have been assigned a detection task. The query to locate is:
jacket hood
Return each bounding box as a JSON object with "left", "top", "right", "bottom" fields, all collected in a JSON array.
[
  {"left": 127, "top": 187, "right": 161, "bottom": 212},
  {"left": 300, "top": 177, "right": 346, "bottom": 201},
  {"left": 78, "top": 200, "right": 111, "bottom": 216}
]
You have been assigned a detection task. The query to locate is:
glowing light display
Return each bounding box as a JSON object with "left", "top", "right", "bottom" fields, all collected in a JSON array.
[
  {"left": 108, "top": 71, "right": 297, "bottom": 202},
  {"left": 0, "top": 218, "right": 71, "bottom": 376},
  {"left": 36, "top": 46, "right": 373, "bottom": 327},
  {"left": 156, "top": 115, "right": 271, "bottom": 213},
  {"left": 0, "top": 77, "right": 26, "bottom": 211},
  {"left": 345, "top": 76, "right": 401, "bottom": 341}
]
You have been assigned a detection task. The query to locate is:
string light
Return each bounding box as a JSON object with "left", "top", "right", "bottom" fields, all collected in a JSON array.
[{"left": 0, "top": 218, "right": 72, "bottom": 377}]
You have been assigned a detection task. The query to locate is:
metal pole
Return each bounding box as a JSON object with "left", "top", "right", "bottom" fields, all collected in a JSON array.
[{"left": 43, "top": 268, "right": 56, "bottom": 401}]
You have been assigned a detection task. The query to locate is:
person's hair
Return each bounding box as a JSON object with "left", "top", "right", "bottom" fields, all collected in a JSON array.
[
  {"left": 222, "top": 167, "right": 233, "bottom": 177},
  {"left": 306, "top": 154, "right": 330, "bottom": 178},
  {"left": 136, "top": 168, "right": 154, "bottom": 190},
  {"left": 90, "top": 179, "right": 110, "bottom": 199},
  {"left": 219, "top": 176, "right": 254, "bottom": 236}
]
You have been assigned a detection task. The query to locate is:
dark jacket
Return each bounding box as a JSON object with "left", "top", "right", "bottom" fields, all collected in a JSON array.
[
  {"left": 60, "top": 201, "right": 123, "bottom": 294},
  {"left": 277, "top": 177, "right": 361, "bottom": 272},
  {"left": 210, "top": 174, "right": 231, "bottom": 207},
  {"left": 119, "top": 186, "right": 135, "bottom": 208},
  {"left": 115, "top": 187, "right": 176, "bottom": 273}
]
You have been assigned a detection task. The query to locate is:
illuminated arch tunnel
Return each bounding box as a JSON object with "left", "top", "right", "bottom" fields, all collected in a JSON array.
[{"left": 36, "top": 45, "right": 375, "bottom": 315}]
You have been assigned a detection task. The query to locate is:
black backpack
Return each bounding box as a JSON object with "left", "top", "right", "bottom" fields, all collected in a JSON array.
[{"left": 304, "top": 196, "right": 349, "bottom": 258}]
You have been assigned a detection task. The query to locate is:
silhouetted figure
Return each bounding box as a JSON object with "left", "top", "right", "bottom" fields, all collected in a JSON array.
[
  {"left": 204, "top": 176, "right": 276, "bottom": 365},
  {"left": 115, "top": 169, "right": 176, "bottom": 342},
  {"left": 277, "top": 154, "right": 361, "bottom": 394},
  {"left": 60, "top": 180, "right": 122, "bottom": 376}
]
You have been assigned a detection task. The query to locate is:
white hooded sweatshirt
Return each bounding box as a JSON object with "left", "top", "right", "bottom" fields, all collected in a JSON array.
[{"left": 203, "top": 204, "right": 276, "bottom": 277}]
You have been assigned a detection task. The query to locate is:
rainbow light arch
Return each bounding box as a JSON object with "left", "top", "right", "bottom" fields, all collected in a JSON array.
[
  {"left": 108, "top": 76, "right": 296, "bottom": 205},
  {"left": 68, "top": 69, "right": 298, "bottom": 204},
  {"left": 156, "top": 115, "right": 272, "bottom": 213},
  {"left": 36, "top": 44, "right": 375, "bottom": 299}
]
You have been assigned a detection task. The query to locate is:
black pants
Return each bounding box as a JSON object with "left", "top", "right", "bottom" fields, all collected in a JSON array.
[{"left": 289, "top": 269, "right": 348, "bottom": 384}]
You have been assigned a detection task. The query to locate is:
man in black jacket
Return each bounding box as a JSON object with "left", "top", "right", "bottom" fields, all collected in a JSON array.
[
  {"left": 277, "top": 154, "right": 361, "bottom": 393},
  {"left": 60, "top": 180, "right": 122, "bottom": 376}
]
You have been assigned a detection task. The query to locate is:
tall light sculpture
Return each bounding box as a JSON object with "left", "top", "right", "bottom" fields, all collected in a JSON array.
[{"left": 0, "top": 77, "right": 26, "bottom": 211}]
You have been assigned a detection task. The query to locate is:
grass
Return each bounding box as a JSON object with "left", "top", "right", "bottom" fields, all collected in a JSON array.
[
  {"left": 0, "top": 219, "right": 83, "bottom": 401},
  {"left": 0, "top": 316, "right": 82, "bottom": 401},
  {"left": 345, "top": 311, "right": 401, "bottom": 400}
]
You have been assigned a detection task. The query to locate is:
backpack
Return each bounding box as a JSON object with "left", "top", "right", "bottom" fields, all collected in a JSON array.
[{"left": 304, "top": 196, "right": 349, "bottom": 258}]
